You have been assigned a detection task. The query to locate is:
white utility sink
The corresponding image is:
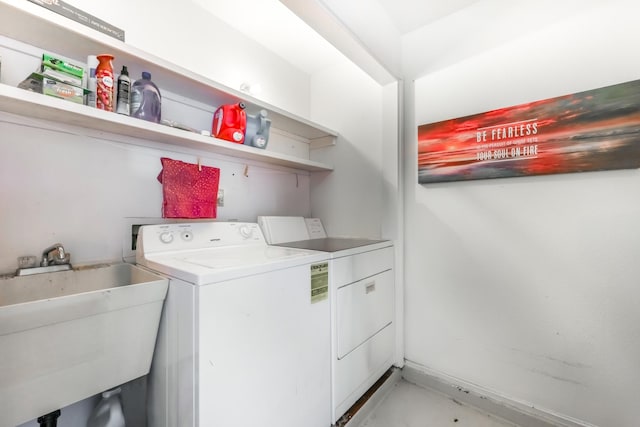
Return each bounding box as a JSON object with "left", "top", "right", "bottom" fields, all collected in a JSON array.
[{"left": 0, "top": 263, "right": 168, "bottom": 427}]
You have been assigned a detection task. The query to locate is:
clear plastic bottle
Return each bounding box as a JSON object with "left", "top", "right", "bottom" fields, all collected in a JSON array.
[
  {"left": 130, "top": 71, "right": 161, "bottom": 123},
  {"left": 86, "top": 387, "right": 126, "bottom": 427}
]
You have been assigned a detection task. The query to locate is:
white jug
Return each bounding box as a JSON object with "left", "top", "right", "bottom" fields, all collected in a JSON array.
[{"left": 87, "top": 387, "right": 125, "bottom": 427}]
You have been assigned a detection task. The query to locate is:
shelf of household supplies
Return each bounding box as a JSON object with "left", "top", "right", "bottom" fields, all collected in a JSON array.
[
  {"left": 0, "top": 0, "right": 337, "bottom": 171},
  {"left": 0, "top": 84, "right": 333, "bottom": 172}
]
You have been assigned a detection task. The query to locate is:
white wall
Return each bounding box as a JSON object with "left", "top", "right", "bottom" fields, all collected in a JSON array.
[
  {"left": 402, "top": 1, "right": 640, "bottom": 426},
  {"left": 66, "top": 0, "right": 311, "bottom": 117},
  {"left": 3, "top": 2, "right": 317, "bottom": 424},
  {"left": 0, "top": 24, "right": 313, "bottom": 277},
  {"left": 308, "top": 57, "right": 387, "bottom": 239},
  {"left": 3, "top": 2, "right": 397, "bottom": 425},
  {"left": 309, "top": 57, "right": 402, "bottom": 368},
  {"left": 0, "top": 112, "right": 311, "bottom": 274},
  {"left": 378, "top": 80, "right": 403, "bottom": 368}
]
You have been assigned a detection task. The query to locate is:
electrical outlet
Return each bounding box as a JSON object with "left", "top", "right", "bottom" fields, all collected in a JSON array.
[{"left": 217, "top": 189, "right": 224, "bottom": 207}]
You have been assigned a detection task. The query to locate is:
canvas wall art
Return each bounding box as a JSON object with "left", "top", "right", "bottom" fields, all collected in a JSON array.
[{"left": 418, "top": 79, "right": 640, "bottom": 183}]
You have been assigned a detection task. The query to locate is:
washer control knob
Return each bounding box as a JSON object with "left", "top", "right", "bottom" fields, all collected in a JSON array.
[
  {"left": 181, "top": 231, "right": 194, "bottom": 241},
  {"left": 239, "top": 225, "right": 254, "bottom": 239},
  {"left": 159, "top": 231, "right": 174, "bottom": 244}
]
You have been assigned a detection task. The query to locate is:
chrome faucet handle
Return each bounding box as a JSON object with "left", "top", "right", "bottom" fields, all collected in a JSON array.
[{"left": 41, "top": 243, "right": 70, "bottom": 266}]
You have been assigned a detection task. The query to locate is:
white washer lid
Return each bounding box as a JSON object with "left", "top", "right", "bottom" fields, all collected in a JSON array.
[{"left": 140, "top": 245, "right": 329, "bottom": 285}]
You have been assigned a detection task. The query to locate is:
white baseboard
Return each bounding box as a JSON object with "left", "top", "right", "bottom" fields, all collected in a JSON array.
[{"left": 402, "top": 361, "right": 597, "bottom": 427}]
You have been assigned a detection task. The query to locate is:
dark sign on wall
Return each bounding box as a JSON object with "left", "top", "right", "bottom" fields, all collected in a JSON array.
[
  {"left": 417, "top": 79, "right": 640, "bottom": 183},
  {"left": 28, "top": 0, "right": 125, "bottom": 41}
]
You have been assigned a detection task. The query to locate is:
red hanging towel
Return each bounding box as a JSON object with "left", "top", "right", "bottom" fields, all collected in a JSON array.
[{"left": 157, "top": 157, "right": 220, "bottom": 218}]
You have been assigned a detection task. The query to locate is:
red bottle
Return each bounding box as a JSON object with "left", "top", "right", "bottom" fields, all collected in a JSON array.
[
  {"left": 96, "top": 54, "right": 115, "bottom": 111},
  {"left": 212, "top": 102, "right": 247, "bottom": 144}
]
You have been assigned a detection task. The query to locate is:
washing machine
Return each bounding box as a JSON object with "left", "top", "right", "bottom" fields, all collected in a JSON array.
[
  {"left": 258, "top": 216, "right": 395, "bottom": 423},
  {"left": 135, "top": 222, "right": 332, "bottom": 427}
]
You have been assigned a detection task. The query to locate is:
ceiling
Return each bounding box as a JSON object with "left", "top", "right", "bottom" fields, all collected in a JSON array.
[
  {"left": 196, "top": 0, "right": 481, "bottom": 83},
  {"left": 195, "top": 0, "right": 608, "bottom": 86},
  {"left": 191, "top": 0, "right": 344, "bottom": 76},
  {"left": 374, "top": 0, "right": 480, "bottom": 34}
]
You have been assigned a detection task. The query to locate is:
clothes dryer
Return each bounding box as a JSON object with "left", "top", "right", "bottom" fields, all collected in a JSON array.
[{"left": 258, "top": 216, "right": 395, "bottom": 423}]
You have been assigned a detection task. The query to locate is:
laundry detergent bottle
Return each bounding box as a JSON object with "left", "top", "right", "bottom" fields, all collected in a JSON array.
[
  {"left": 212, "top": 102, "right": 247, "bottom": 143},
  {"left": 130, "top": 71, "right": 162, "bottom": 123},
  {"left": 86, "top": 387, "right": 125, "bottom": 427}
]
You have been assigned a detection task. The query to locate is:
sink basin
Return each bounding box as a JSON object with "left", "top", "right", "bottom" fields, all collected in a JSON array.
[{"left": 0, "top": 263, "right": 168, "bottom": 427}]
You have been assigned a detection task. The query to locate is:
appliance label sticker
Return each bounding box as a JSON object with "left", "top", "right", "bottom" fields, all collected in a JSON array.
[{"left": 310, "top": 262, "right": 329, "bottom": 303}]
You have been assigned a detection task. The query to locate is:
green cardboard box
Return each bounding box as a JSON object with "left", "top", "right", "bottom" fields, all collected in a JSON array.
[{"left": 41, "top": 54, "right": 84, "bottom": 87}]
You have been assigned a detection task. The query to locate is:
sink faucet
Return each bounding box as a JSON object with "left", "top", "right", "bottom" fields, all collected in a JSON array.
[
  {"left": 41, "top": 243, "right": 71, "bottom": 267},
  {"left": 14, "top": 244, "right": 73, "bottom": 276}
]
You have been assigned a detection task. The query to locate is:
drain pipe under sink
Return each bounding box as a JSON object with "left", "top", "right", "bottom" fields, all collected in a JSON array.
[{"left": 37, "top": 410, "right": 61, "bottom": 427}]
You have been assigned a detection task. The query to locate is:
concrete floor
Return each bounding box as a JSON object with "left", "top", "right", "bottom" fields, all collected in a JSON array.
[{"left": 355, "top": 379, "right": 521, "bottom": 427}]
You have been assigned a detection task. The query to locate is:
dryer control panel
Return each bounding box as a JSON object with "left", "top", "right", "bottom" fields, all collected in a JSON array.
[{"left": 137, "top": 222, "right": 264, "bottom": 255}]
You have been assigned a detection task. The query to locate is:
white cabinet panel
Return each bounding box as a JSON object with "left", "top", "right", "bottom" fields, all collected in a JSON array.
[{"left": 336, "top": 269, "right": 394, "bottom": 358}]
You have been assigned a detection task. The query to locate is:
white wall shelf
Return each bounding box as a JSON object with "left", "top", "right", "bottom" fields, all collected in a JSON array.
[
  {"left": 0, "top": 84, "right": 333, "bottom": 172},
  {"left": 0, "top": 0, "right": 336, "bottom": 172}
]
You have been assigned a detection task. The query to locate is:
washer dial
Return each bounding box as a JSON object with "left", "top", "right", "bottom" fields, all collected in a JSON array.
[{"left": 159, "top": 231, "right": 174, "bottom": 244}]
